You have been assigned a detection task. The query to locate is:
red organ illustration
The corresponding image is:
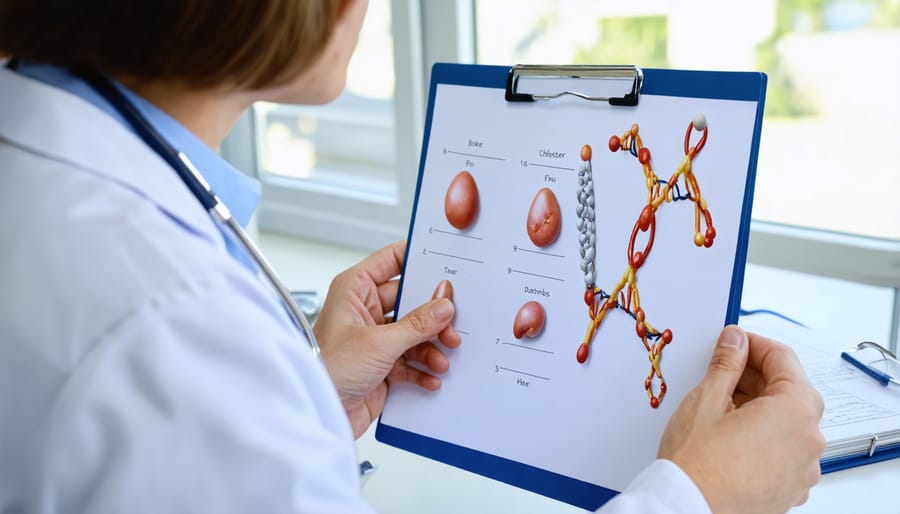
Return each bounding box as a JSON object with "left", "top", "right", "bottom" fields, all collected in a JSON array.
[
  {"left": 526, "top": 187, "right": 561, "bottom": 247},
  {"left": 432, "top": 279, "right": 454, "bottom": 301},
  {"left": 575, "top": 115, "right": 716, "bottom": 409},
  {"left": 444, "top": 171, "right": 479, "bottom": 230},
  {"left": 513, "top": 301, "right": 546, "bottom": 339}
]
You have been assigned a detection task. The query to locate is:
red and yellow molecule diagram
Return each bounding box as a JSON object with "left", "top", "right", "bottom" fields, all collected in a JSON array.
[{"left": 575, "top": 115, "right": 715, "bottom": 409}]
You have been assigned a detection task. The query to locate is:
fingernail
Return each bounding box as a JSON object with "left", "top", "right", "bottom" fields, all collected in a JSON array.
[
  {"left": 719, "top": 325, "right": 746, "bottom": 350},
  {"left": 431, "top": 298, "right": 454, "bottom": 322}
]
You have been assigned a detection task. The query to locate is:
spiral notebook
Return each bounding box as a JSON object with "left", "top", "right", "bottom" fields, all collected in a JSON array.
[{"left": 376, "top": 63, "right": 767, "bottom": 510}]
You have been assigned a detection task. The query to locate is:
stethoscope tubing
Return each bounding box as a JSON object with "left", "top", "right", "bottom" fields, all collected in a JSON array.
[
  {"left": 222, "top": 212, "right": 321, "bottom": 358},
  {"left": 56, "top": 63, "right": 321, "bottom": 357}
]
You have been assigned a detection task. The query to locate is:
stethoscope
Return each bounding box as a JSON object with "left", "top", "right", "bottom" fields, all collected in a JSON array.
[{"left": 8, "top": 60, "right": 321, "bottom": 358}]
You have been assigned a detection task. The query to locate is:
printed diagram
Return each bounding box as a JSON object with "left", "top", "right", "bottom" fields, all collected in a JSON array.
[
  {"left": 513, "top": 300, "right": 546, "bottom": 339},
  {"left": 445, "top": 170, "right": 480, "bottom": 230},
  {"left": 526, "top": 187, "right": 562, "bottom": 247},
  {"left": 575, "top": 115, "right": 716, "bottom": 408}
]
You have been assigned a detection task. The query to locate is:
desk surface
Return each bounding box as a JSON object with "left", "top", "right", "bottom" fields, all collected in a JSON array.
[
  {"left": 258, "top": 232, "right": 900, "bottom": 514},
  {"left": 357, "top": 428, "right": 900, "bottom": 513}
]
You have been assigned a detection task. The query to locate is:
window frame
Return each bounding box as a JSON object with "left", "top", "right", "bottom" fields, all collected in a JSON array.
[{"left": 222, "top": 0, "right": 430, "bottom": 250}]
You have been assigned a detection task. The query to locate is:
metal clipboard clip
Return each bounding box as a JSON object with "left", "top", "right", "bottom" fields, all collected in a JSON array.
[{"left": 505, "top": 64, "right": 643, "bottom": 106}]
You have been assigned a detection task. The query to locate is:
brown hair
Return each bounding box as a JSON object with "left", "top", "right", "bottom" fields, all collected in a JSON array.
[{"left": 0, "top": 0, "right": 342, "bottom": 89}]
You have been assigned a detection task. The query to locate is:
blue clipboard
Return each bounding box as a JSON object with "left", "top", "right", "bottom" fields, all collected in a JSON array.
[
  {"left": 821, "top": 442, "right": 900, "bottom": 473},
  {"left": 377, "top": 63, "right": 767, "bottom": 510}
]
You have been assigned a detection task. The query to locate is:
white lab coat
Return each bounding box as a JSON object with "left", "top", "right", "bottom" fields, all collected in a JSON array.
[{"left": 0, "top": 67, "right": 709, "bottom": 514}]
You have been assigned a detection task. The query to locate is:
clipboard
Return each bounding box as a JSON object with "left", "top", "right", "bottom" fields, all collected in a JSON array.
[
  {"left": 377, "top": 63, "right": 767, "bottom": 510},
  {"left": 821, "top": 441, "right": 900, "bottom": 473},
  {"left": 740, "top": 311, "right": 900, "bottom": 476}
]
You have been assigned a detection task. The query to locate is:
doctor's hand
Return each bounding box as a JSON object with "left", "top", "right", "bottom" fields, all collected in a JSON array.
[
  {"left": 314, "top": 241, "right": 461, "bottom": 439},
  {"left": 657, "top": 326, "right": 825, "bottom": 514}
]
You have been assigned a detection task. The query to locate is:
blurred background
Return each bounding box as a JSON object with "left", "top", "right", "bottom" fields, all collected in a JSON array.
[{"left": 222, "top": 0, "right": 900, "bottom": 351}]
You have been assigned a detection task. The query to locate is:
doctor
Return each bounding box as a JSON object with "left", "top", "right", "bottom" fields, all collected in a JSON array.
[{"left": 0, "top": 1, "right": 824, "bottom": 513}]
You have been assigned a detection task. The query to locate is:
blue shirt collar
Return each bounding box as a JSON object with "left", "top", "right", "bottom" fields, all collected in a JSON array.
[{"left": 14, "top": 60, "right": 261, "bottom": 227}]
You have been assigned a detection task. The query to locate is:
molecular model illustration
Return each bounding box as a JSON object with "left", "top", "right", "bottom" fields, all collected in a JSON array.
[{"left": 575, "top": 115, "right": 715, "bottom": 409}]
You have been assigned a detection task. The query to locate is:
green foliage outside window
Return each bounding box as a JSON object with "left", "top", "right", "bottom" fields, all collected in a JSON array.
[
  {"left": 757, "top": 0, "right": 900, "bottom": 117},
  {"left": 519, "top": 2, "right": 899, "bottom": 119},
  {"left": 573, "top": 16, "right": 670, "bottom": 68}
]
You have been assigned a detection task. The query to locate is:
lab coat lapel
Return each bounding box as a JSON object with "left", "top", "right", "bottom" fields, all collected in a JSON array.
[{"left": 0, "top": 67, "right": 219, "bottom": 243}]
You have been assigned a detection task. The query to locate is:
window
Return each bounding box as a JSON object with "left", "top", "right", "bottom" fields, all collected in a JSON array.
[
  {"left": 475, "top": 0, "right": 900, "bottom": 240},
  {"left": 224, "top": 0, "right": 425, "bottom": 250},
  {"left": 256, "top": 1, "right": 395, "bottom": 194}
]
